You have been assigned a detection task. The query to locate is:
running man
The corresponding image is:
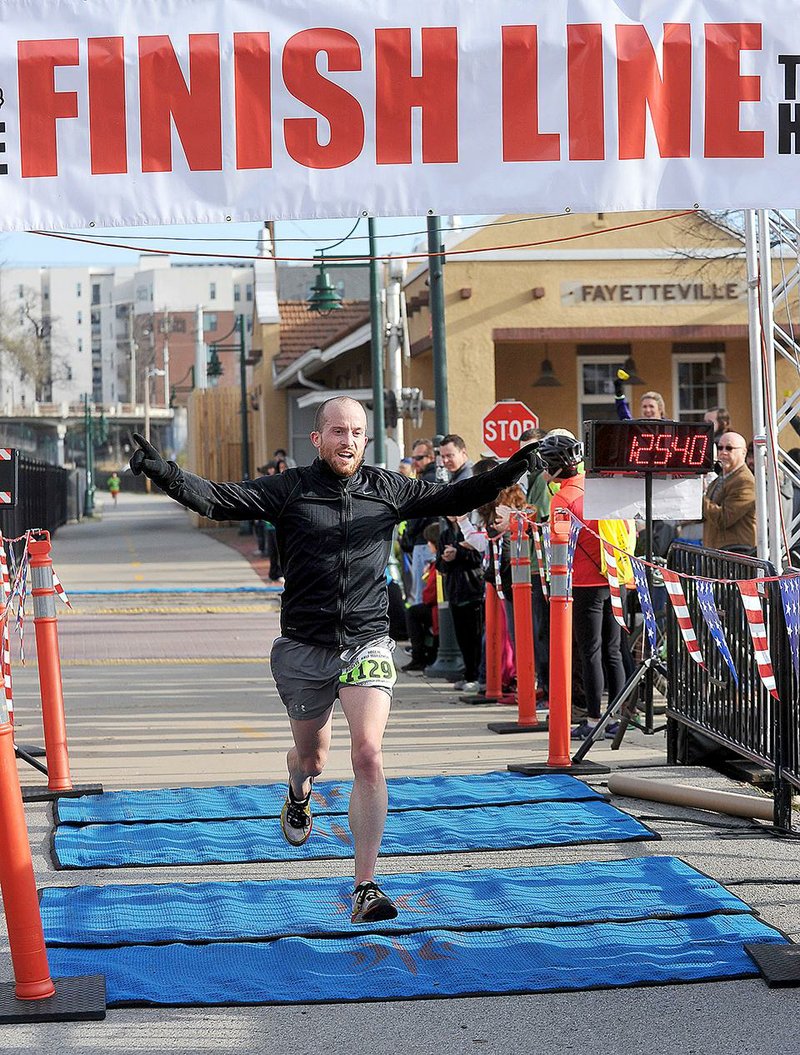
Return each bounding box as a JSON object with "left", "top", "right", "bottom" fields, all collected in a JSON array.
[
  {"left": 107, "top": 471, "right": 121, "bottom": 506},
  {"left": 130, "top": 396, "right": 537, "bottom": 923}
]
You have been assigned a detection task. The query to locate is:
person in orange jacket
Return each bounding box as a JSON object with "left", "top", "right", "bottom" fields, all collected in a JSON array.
[{"left": 538, "top": 433, "right": 627, "bottom": 741}]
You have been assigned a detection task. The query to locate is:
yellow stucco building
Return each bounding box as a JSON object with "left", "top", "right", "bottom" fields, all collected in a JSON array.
[{"left": 241, "top": 210, "right": 796, "bottom": 469}]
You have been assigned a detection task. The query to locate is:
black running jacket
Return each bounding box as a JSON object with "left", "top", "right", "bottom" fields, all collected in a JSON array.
[{"left": 160, "top": 457, "right": 525, "bottom": 649}]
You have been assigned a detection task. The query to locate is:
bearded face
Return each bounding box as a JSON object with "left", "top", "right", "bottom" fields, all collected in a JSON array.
[{"left": 312, "top": 401, "right": 368, "bottom": 477}]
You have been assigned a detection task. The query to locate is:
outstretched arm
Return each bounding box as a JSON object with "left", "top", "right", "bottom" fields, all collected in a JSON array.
[
  {"left": 129, "top": 434, "right": 287, "bottom": 521},
  {"left": 396, "top": 442, "right": 540, "bottom": 520}
]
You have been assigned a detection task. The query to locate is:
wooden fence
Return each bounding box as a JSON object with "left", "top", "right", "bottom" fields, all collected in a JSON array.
[{"left": 186, "top": 388, "right": 255, "bottom": 526}]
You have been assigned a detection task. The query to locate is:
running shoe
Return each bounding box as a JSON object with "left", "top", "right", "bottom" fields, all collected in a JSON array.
[
  {"left": 605, "top": 721, "right": 621, "bottom": 739},
  {"left": 351, "top": 881, "right": 399, "bottom": 924},
  {"left": 280, "top": 782, "right": 313, "bottom": 846},
  {"left": 571, "top": 720, "right": 600, "bottom": 741}
]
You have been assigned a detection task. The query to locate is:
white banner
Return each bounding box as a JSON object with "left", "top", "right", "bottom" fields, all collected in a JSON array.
[{"left": 1, "top": 0, "right": 799, "bottom": 231}]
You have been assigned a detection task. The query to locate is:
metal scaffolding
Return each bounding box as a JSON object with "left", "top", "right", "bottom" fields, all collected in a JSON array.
[{"left": 745, "top": 209, "right": 800, "bottom": 573}]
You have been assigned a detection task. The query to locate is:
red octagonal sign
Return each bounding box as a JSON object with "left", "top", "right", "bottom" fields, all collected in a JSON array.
[{"left": 482, "top": 401, "right": 539, "bottom": 458}]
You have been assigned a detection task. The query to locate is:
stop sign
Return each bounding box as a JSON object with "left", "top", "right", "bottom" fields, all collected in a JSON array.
[{"left": 482, "top": 401, "right": 539, "bottom": 458}]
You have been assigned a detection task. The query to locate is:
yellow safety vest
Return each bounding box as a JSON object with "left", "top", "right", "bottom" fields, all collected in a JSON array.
[{"left": 598, "top": 520, "right": 636, "bottom": 585}]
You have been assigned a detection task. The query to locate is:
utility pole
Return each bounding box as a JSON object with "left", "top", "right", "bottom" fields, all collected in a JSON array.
[
  {"left": 427, "top": 215, "right": 449, "bottom": 436},
  {"left": 161, "top": 309, "right": 170, "bottom": 406},
  {"left": 195, "top": 306, "right": 207, "bottom": 390},
  {"left": 143, "top": 365, "right": 165, "bottom": 496},
  {"left": 385, "top": 258, "right": 406, "bottom": 455},
  {"left": 127, "top": 306, "right": 136, "bottom": 404},
  {"left": 424, "top": 216, "right": 461, "bottom": 679},
  {"left": 143, "top": 367, "right": 152, "bottom": 495},
  {"left": 82, "top": 393, "right": 95, "bottom": 517},
  {"left": 368, "top": 218, "right": 386, "bottom": 467},
  {"left": 238, "top": 313, "right": 250, "bottom": 482}
]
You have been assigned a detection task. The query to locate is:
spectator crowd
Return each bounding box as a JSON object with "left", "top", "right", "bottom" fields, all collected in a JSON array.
[
  {"left": 251, "top": 378, "right": 775, "bottom": 742},
  {"left": 377, "top": 382, "right": 764, "bottom": 741}
]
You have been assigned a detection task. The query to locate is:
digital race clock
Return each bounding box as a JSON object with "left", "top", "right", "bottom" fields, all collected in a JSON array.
[{"left": 584, "top": 420, "right": 715, "bottom": 476}]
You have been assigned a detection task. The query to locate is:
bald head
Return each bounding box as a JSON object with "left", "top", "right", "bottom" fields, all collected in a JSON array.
[
  {"left": 311, "top": 396, "right": 368, "bottom": 477},
  {"left": 717, "top": 431, "right": 747, "bottom": 474},
  {"left": 313, "top": 396, "right": 366, "bottom": 434}
]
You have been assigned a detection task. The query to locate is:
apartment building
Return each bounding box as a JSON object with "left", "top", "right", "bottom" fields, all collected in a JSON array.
[{"left": 0, "top": 256, "right": 255, "bottom": 409}]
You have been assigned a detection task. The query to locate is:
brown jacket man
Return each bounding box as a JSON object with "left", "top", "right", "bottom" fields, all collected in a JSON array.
[{"left": 702, "top": 431, "right": 756, "bottom": 551}]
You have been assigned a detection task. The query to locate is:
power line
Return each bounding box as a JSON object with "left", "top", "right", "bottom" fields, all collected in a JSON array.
[{"left": 31, "top": 212, "right": 698, "bottom": 266}]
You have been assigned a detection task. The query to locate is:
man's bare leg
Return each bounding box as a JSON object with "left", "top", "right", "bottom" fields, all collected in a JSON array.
[
  {"left": 339, "top": 686, "right": 391, "bottom": 885},
  {"left": 286, "top": 706, "right": 334, "bottom": 799}
]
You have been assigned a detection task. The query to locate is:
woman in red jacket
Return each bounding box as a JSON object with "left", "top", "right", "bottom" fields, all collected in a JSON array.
[{"left": 538, "top": 433, "right": 626, "bottom": 740}]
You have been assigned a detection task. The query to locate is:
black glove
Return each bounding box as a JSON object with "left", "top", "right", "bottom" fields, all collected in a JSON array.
[
  {"left": 497, "top": 440, "right": 541, "bottom": 483},
  {"left": 614, "top": 377, "right": 625, "bottom": 399},
  {"left": 130, "top": 433, "right": 179, "bottom": 489}
]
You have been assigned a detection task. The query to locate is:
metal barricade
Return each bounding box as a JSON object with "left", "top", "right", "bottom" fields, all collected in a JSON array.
[
  {"left": 666, "top": 542, "right": 795, "bottom": 830},
  {"left": 0, "top": 457, "right": 69, "bottom": 538}
]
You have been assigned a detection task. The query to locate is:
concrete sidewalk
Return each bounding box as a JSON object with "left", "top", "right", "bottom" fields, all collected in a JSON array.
[
  {"left": 50, "top": 492, "right": 270, "bottom": 594},
  {"left": 0, "top": 498, "right": 798, "bottom": 1055}
]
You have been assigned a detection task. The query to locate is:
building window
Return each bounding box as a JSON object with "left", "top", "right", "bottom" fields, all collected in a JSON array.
[
  {"left": 76, "top": 282, "right": 82, "bottom": 297},
  {"left": 92, "top": 283, "right": 100, "bottom": 305},
  {"left": 77, "top": 311, "right": 82, "bottom": 325},
  {"left": 209, "top": 282, "right": 217, "bottom": 300},
  {"left": 246, "top": 284, "right": 253, "bottom": 301},
  {"left": 234, "top": 287, "right": 241, "bottom": 302},
  {"left": 673, "top": 344, "right": 726, "bottom": 421},
  {"left": 17, "top": 285, "right": 23, "bottom": 298},
  {"left": 203, "top": 313, "right": 218, "bottom": 332},
  {"left": 577, "top": 346, "right": 631, "bottom": 424},
  {"left": 77, "top": 338, "right": 83, "bottom": 352}
]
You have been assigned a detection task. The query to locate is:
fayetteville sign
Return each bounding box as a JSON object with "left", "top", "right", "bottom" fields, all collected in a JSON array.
[
  {"left": 562, "top": 281, "right": 747, "bottom": 305},
  {"left": 1, "top": 2, "right": 800, "bottom": 229}
]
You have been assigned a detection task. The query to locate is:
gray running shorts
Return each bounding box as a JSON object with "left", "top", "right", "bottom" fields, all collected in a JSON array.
[{"left": 270, "top": 634, "right": 397, "bottom": 721}]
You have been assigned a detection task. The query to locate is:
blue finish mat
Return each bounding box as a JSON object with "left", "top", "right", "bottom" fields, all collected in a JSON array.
[
  {"left": 55, "top": 772, "right": 602, "bottom": 825},
  {"left": 47, "top": 914, "right": 786, "bottom": 1006},
  {"left": 52, "top": 799, "right": 658, "bottom": 869},
  {"left": 41, "top": 856, "right": 750, "bottom": 946}
]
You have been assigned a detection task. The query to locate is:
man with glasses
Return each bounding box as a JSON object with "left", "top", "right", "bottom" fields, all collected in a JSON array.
[{"left": 703, "top": 431, "right": 756, "bottom": 553}]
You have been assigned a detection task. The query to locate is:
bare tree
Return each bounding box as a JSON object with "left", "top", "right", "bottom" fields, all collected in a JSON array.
[{"left": 0, "top": 286, "right": 68, "bottom": 401}]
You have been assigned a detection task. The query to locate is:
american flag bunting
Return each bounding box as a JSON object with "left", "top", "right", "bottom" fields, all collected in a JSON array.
[
  {"left": 601, "top": 539, "right": 628, "bottom": 631},
  {"left": 631, "top": 556, "right": 660, "bottom": 654},
  {"left": 490, "top": 536, "right": 505, "bottom": 600},
  {"left": 737, "top": 580, "right": 779, "bottom": 699},
  {"left": 530, "top": 522, "right": 548, "bottom": 598},
  {"left": 778, "top": 574, "right": 800, "bottom": 679},
  {"left": 661, "top": 569, "right": 706, "bottom": 668},
  {"left": 0, "top": 534, "right": 11, "bottom": 723},
  {"left": 52, "top": 568, "right": 71, "bottom": 608},
  {"left": 541, "top": 523, "right": 551, "bottom": 583},
  {"left": 695, "top": 578, "right": 738, "bottom": 684},
  {"left": 565, "top": 516, "right": 581, "bottom": 594}
]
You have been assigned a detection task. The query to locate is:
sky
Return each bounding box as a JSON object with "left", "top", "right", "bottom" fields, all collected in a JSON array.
[{"left": 0, "top": 215, "right": 485, "bottom": 271}]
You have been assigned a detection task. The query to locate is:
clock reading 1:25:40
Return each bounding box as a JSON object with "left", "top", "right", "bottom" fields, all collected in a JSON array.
[
  {"left": 585, "top": 421, "right": 715, "bottom": 475},
  {"left": 629, "top": 430, "right": 709, "bottom": 468}
]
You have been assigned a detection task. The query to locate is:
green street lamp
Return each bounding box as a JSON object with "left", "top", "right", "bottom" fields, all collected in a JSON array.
[
  {"left": 207, "top": 346, "right": 223, "bottom": 380},
  {"left": 307, "top": 261, "right": 344, "bottom": 315},
  {"left": 210, "top": 315, "right": 253, "bottom": 533},
  {"left": 305, "top": 225, "right": 384, "bottom": 465}
]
